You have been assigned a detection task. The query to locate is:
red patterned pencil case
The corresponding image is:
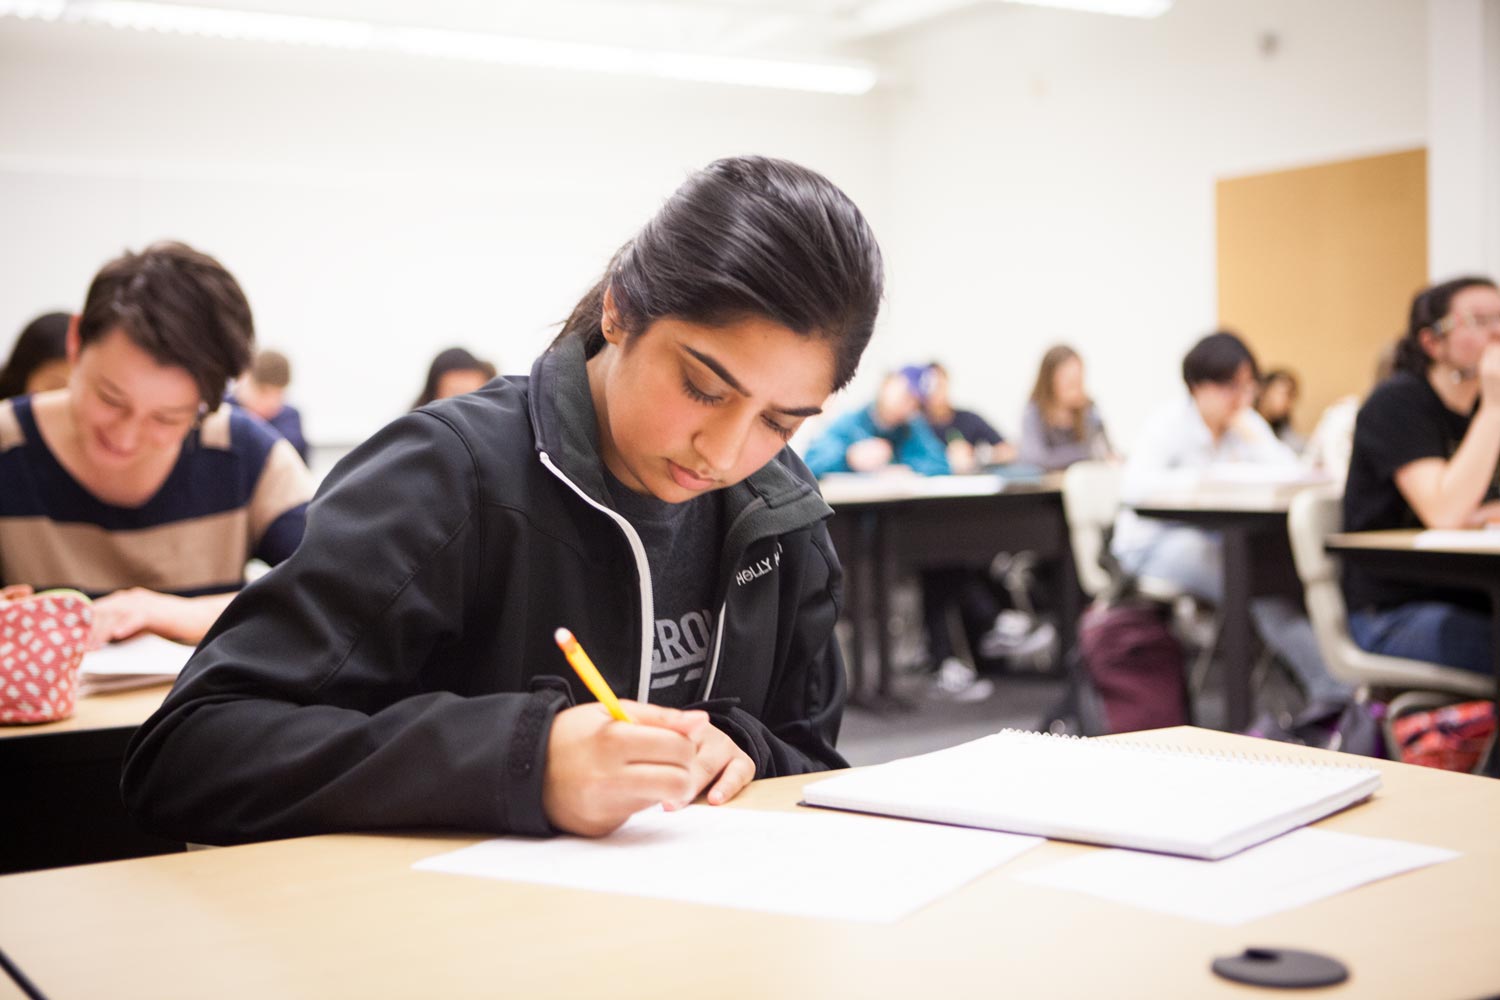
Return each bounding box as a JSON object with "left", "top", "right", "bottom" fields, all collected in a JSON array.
[{"left": 0, "top": 590, "right": 93, "bottom": 724}]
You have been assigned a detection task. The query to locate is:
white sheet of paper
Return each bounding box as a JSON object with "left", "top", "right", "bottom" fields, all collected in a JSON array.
[
  {"left": 1016, "top": 827, "right": 1457, "bottom": 925},
  {"left": 415, "top": 804, "right": 1041, "bottom": 923},
  {"left": 817, "top": 472, "right": 1006, "bottom": 504},
  {"left": 1413, "top": 529, "right": 1500, "bottom": 551},
  {"left": 82, "top": 634, "right": 195, "bottom": 677}
]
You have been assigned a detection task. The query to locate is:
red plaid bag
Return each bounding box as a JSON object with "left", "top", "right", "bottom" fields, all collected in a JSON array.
[
  {"left": 0, "top": 590, "right": 93, "bottom": 724},
  {"left": 1390, "top": 700, "right": 1498, "bottom": 773}
]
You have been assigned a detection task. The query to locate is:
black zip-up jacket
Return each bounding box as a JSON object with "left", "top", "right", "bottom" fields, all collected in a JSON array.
[{"left": 122, "top": 336, "right": 849, "bottom": 844}]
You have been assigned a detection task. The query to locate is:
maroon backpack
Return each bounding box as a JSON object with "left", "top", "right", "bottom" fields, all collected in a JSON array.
[{"left": 1078, "top": 599, "right": 1188, "bottom": 734}]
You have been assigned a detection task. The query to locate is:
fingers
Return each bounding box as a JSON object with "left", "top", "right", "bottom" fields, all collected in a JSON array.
[
  {"left": 0, "top": 584, "right": 34, "bottom": 603},
  {"left": 621, "top": 701, "right": 710, "bottom": 739},
  {"left": 706, "top": 752, "right": 756, "bottom": 806},
  {"left": 89, "top": 601, "right": 146, "bottom": 646},
  {"left": 543, "top": 703, "right": 758, "bottom": 837},
  {"left": 681, "top": 723, "right": 756, "bottom": 807},
  {"left": 602, "top": 720, "right": 698, "bottom": 769},
  {"left": 543, "top": 704, "right": 702, "bottom": 836}
]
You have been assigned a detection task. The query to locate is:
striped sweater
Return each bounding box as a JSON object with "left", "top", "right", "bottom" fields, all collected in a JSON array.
[{"left": 0, "top": 395, "right": 311, "bottom": 597}]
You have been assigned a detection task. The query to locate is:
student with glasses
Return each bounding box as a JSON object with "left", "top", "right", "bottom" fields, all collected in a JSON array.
[{"left": 1343, "top": 276, "right": 1500, "bottom": 674}]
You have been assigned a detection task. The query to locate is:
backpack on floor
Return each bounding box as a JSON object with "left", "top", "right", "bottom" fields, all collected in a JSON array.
[
  {"left": 1078, "top": 598, "right": 1188, "bottom": 734},
  {"left": 1390, "top": 700, "right": 1497, "bottom": 773},
  {"left": 1246, "top": 698, "right": 1385, "bottom": 758}
]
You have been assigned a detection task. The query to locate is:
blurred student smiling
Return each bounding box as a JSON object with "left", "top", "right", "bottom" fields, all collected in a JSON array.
[{"left": 59, "top": 326, "right": 205, "bottom": 490}]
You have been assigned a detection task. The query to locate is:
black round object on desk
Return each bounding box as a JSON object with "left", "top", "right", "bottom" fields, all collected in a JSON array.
[{"left": 1211, "top": 947, "right": 1349, "bottom": 988}]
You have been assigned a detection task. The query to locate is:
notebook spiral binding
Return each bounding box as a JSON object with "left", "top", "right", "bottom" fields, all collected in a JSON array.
[{"left": 998, "top": 728, "right": 1378, "bottom": 773}]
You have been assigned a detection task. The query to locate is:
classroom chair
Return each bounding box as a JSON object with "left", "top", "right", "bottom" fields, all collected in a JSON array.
[
  {"left": 1286, "top": 489, "right": 1493, "bottom": 769},
  {"left": 1064, "top": 462, "right": 1223, "bottom": 666},
  {"left": 1044, "top": 462, "right": 1210, "bottom": 733}
]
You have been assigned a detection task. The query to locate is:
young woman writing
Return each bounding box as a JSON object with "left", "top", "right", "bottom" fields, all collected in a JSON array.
[{"left": 124, "top": 157, "right": 884, "bottom": 843}]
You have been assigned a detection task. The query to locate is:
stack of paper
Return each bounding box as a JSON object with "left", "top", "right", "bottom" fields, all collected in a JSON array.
[
  {"left": 79, "top": 634, "right": 195, "bottom": 694},
  {"left": 801, "top": 730, "right": 1382, "bottom": 860}
]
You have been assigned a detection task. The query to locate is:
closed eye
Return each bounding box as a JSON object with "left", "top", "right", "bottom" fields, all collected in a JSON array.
[
  {"left": 681, "top": 376, "right": 723, "bottom": 406},
  {"left": 762, "top": 415, "right": 796, "bottom": 441}
]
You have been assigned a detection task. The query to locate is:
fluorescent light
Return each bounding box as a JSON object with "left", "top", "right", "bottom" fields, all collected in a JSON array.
[
  {"left": 0, "top": 1, "right": 879, "bottom": 95},
  {"left": 1003, "top": 0, "right": 1172, "bottom": 16}
]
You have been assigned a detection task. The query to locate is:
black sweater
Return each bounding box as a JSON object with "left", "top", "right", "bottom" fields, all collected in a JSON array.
[{"left": 122, "top": 336, "right": 849, "bottom": 844}]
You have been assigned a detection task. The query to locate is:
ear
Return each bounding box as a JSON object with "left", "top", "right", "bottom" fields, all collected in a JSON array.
[
  {"left": 601, "top": 286, "right": 625, "bottom": 347},
  {"left": 1417, "top": 325, "right": 1444, "bottom": 361},
  {"left": 65, "top": 315, "right": 81, "bottom": 365}
]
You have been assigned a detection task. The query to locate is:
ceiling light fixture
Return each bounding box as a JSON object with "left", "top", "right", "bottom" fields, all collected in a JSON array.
[
  {"left": 1004, "top": 0, "right": 1172, "bottom": 16},
  {"left": 0, "top": 0, "right": 879, "bottom": 95}
]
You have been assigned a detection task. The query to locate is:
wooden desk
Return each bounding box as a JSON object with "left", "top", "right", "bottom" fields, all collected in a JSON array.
[
  {"left": 0, "top": 727, "right": 1494, "bottom": 999},
  {"left": 2, "top": 685, "right": 180, "bottom": 874},
  {"left": 1131, "top": 493, "right": 1306, "bottom": 731},
  {"left": 821, "top": 474, "right": 1079, "bottom": 708}
]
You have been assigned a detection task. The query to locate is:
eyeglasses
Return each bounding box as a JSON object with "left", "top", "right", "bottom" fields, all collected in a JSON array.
[{"left": 1434, "top": 312, "right": 1500, "bottom": 335}]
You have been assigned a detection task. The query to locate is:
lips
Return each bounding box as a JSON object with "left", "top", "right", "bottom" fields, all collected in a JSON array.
[
  {"left": 93, "top": 430, "right": 137, "bottom": 461},
  {"left": 668, "top": 460, "right": 717, "bottom": 491}
]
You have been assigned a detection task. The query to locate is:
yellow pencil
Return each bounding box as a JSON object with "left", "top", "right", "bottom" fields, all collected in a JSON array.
[{"left": 553, "top": 627, "right": 635, "bottom": 723}]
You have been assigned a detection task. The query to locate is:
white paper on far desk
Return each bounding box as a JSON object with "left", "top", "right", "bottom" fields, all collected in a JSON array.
[
  {"left": 1413, "top": 528, "right": 1500, "bottom": 551},
  {"left": 79, "top": 634, "right": 195, "bottom": 692},
  {"left": 415, "top": 804, "right": 1041, "bottom": 923},
  {"left": 1016, "top": 828, "right": 1457, "bottom": 925}
]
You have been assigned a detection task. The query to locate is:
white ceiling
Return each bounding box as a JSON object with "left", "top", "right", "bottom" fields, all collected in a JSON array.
[{"left": 94, "top": 0, "right": 998, "bottom": 58}]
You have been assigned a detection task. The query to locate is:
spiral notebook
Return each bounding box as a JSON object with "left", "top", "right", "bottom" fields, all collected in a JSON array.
[{"left": 802, "top": 730, "right": 1382, "bottom": 860}]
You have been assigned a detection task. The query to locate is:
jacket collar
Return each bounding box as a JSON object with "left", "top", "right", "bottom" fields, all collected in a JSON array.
[{"left": 528, "top": 335, "right": 832, "bottom": 532}]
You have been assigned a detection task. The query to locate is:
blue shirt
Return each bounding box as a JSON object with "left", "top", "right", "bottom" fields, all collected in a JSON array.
[{"left": 801, "top": 405, "right": 950, "bottom": 477}]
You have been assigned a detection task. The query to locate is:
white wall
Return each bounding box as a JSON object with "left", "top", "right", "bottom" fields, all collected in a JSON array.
[
  {"left": 1428, "top": 0, "right": 1500, "bottom": 279},
  {"left": 0, "top": 2, "right": 1433, "bottom": 452},
  {"left": 870, "top": 0, "right": 1427, "bottom": 447},
  {"left": 0, "top": 18, "right": 885, "bottom": 443}
]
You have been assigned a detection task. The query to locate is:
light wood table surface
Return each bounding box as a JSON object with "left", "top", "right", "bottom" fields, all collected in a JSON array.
[
  {"left": 0, "top": 683, "right": 168, "bottom": 741},
  {"left": 1, "top": 726, "right": 1495, "bottom": 999}
]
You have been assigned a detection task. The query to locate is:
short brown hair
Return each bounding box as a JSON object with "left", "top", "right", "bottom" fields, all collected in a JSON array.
[
  {"left": 249, "top": 349, "right": 291, "bottom": 388},
  {"left": 78, "top": 241, "right": 254, "bottom": 411}
]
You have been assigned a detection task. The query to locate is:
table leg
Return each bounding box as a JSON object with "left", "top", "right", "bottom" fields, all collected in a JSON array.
[
  {"left": 873, "top": 510, "right": 894, "bottom": 702},
  {"left": 1054, "top": 530, "right": 1083, "bottom": 671},
  {"left": 844, "top": 511, "right": 874, "bottom": 707},
  {"left": 1488, "top": 586, "right": 1500, "bottom": 779},
  {"left": 1222, "top": 527, "right": 1254, "bottom": 732}
]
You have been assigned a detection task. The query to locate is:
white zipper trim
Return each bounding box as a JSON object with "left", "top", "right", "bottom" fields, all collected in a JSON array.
[
  {"left": 703, "top": 600, "right": 727, "bottom": 699},
  {"left": 538, "top": 451, "right": 655, "bottom": 704}
]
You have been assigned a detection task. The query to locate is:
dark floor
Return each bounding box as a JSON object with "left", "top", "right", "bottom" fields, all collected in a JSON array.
[
  {"left": 837, "top": 670, "right": 1067, "bottom": 766},
  {"left": 834, "top": 641, "right": 1308, "bottom": 767}
]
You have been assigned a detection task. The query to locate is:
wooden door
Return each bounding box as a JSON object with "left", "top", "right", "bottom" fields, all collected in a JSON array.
[{"left": 1216, "top": 149, "right": 1428, "bottom": 435}]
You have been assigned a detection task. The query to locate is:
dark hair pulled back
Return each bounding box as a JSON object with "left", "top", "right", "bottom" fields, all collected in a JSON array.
[{"left": 553, "top": 156, "right": 883, "bottom": 392}]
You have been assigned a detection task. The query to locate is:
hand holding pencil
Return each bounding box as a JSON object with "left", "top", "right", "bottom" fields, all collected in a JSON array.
[{"left": 542, "top": 627, "right": 706, "bottom": 836}]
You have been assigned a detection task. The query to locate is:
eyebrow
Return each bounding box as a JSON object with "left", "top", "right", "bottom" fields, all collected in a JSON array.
[
  {"left": 96, "top": 376, "right": 200, "bottom": 416},
  {"left": 681, "top": 345, "right": 823, "bottom": 418}
]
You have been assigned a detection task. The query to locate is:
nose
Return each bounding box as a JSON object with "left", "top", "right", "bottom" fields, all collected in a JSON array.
[
  {"left": 112, "top": 415, "right": 144, "bottom": 451},
  {"left": 692, "top": 410, "right": 753, "bottom": 475}
]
